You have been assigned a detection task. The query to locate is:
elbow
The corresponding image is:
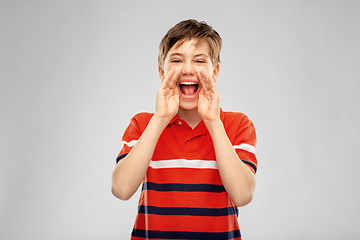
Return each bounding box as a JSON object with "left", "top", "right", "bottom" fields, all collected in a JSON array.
[
  {"left": 234, "top": 174, "right": 256, "bottom": 207},
  {"left": 111, "top": 183, "right": 134, "bottom": 201},
  {"left": 235, "top": 192, "right": 254, "bottom": 207},
  {"left": 232, "top": 188, "right": 255, "bottom": 207}
]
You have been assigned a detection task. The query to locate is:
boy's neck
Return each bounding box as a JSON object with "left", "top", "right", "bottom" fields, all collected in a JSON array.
[{"left": 177, "top": 107, "right": 202, "bottom": 129}]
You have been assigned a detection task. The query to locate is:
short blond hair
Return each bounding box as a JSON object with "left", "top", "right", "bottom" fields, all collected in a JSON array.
[{"left": 158, "top": 19, "right": 222, "bottom": 69}]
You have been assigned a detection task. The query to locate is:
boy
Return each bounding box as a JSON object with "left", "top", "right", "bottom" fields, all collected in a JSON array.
[{"left": 112, "top": 19, "right": 258, "bottom": 240}]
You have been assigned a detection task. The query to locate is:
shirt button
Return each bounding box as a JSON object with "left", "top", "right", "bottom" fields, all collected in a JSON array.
[{"left": 178, "top": 121, "right": 182, "bottom": 125}]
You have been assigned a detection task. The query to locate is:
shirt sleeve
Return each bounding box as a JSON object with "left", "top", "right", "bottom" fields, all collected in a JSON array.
[
  {"left": 232, "top": 114, "right": 258, "bottom": 174},
  {"left": 116, "top": 112, "right": 153, "bottom": 164},
  {"left": 116, "top": 116, "right": 142, "bottom": 164}
]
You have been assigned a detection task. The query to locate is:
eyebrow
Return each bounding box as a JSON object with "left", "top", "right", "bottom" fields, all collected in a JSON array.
[
  {"left": 169, "top": 53, "right": 183, "bottom": 58},
  {"left": 168, "top": 53, "right": 209, "bottom": 58},
  {"left": 194, "top": 53, "right": 209, "bottom": 58}
]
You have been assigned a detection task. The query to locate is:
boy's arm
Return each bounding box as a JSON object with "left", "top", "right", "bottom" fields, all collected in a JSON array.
[
  {"left": 206, "top": 120, "right": 256, "bottom": 207},
  {"left": 111, "top": 67, "right": 181, "bottom": 200},
  {"left": 198, "top": 70, "right": 256, "bottom": 207}
]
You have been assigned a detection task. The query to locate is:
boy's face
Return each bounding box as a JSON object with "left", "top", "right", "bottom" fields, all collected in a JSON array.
[{"left": 159, "top": 38, "right": 219, "bottom": 111}]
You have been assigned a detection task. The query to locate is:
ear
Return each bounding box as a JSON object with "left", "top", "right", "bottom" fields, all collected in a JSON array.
[
  {"left": 213, "top": 64, "right": 220, "bottom": 82},
  {"left": 158, "top": 66, "right": 165, "bottom": 80}
]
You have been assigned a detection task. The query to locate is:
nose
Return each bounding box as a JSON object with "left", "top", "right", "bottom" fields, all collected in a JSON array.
[{"left": 182, "top": 62, "right": 195, "bottom": 75}]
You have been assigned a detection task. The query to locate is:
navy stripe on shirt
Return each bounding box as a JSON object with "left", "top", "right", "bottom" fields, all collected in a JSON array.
[
  {"left": 132, "top": 228, "right": 241, "bottom": 239},
  {"left": 138, "top": 205, "right": 238, "bottom": 217},
  {"left": 142, "top": 182, "right": 226, "bottom": 193},
  {"left": 242, "top": 160, "right": 257, "bottom": 173},
  {"left": 116, "top": 153, "right": 128, "bottom": 164}
]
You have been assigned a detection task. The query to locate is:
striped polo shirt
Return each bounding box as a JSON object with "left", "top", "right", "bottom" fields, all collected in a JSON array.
[{"left": 116, "top": 109, "right": 258, "bottom": 240}]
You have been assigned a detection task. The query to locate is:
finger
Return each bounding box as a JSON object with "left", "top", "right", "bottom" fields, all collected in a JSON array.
[
  {"left": 212, "top": 72, "right": 218, "bottom": 82},
  {"left": 169, "top": 67, "right": 181, "bottom": 89},
  {"left": 160, "top": 67, "right": 176, "bottom": 89},
  {"left": 204, "top": 70, "right": 218, "bottom": 92},
  {"left": 173, "top": 83, "right": 180, "bottom": 97},
  {"left": 197, "top": 75, "right": 207, "bottom": 96},
  {"left": 198, "top": 70, "right": 212, "bottom": 93},
  {"left": 208, "top": 71, "right": 218, "bottom": 94},
  {"left": 196, "top": 70, "right": 205, "bottom": 89}
]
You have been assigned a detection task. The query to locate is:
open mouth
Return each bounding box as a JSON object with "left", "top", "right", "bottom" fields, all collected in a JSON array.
[{"left": 179, "top": 82, "right": 200, "bottom": 97}]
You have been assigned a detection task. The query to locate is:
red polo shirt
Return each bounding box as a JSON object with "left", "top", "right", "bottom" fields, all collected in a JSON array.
[{"left": 117, "top": 109, "right": 257, "bottom": 240}]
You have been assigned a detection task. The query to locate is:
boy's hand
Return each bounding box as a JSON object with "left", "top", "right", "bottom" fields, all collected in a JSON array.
[
  {"left": 197, "top": 70, "right": 220, "bottom": 123},
  {"left": 155, "top": 67, "right": 181, "bottom": 122}
]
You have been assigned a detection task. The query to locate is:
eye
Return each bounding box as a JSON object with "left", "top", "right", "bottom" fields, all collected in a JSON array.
[
  {"left": 171, "top": 59, "right": 181, "bottom": 63},
  {"left": 196, "top": 59, "right": 206, "bottom": 63}
]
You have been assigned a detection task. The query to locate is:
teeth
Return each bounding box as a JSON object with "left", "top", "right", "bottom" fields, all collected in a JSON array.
[{"left": 180, "top": 82, "right": 197, "bottom": 85}]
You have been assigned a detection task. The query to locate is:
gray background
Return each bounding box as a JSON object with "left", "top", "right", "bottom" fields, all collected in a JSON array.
[{"left": 1, "top": 0, "right": 359, "bottom": 239}]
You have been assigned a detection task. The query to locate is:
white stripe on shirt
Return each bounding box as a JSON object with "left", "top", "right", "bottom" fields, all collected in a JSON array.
[
  {"left": 149, "top": 159, "right": 218, "bottom": 169},
  {"left": 122, "top": 140, "right": 138, "bottom": 147},
  {"left": 233, "top": 143, "right": 256, "bottom": 154}
]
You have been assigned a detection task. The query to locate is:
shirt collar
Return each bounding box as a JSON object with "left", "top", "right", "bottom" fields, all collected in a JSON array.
[
  {"left": 169, "top": 114, "right": 180, "bottom": 124},
  {"left": 168, "top": 108, "right": 224, "bottom": 125}
]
